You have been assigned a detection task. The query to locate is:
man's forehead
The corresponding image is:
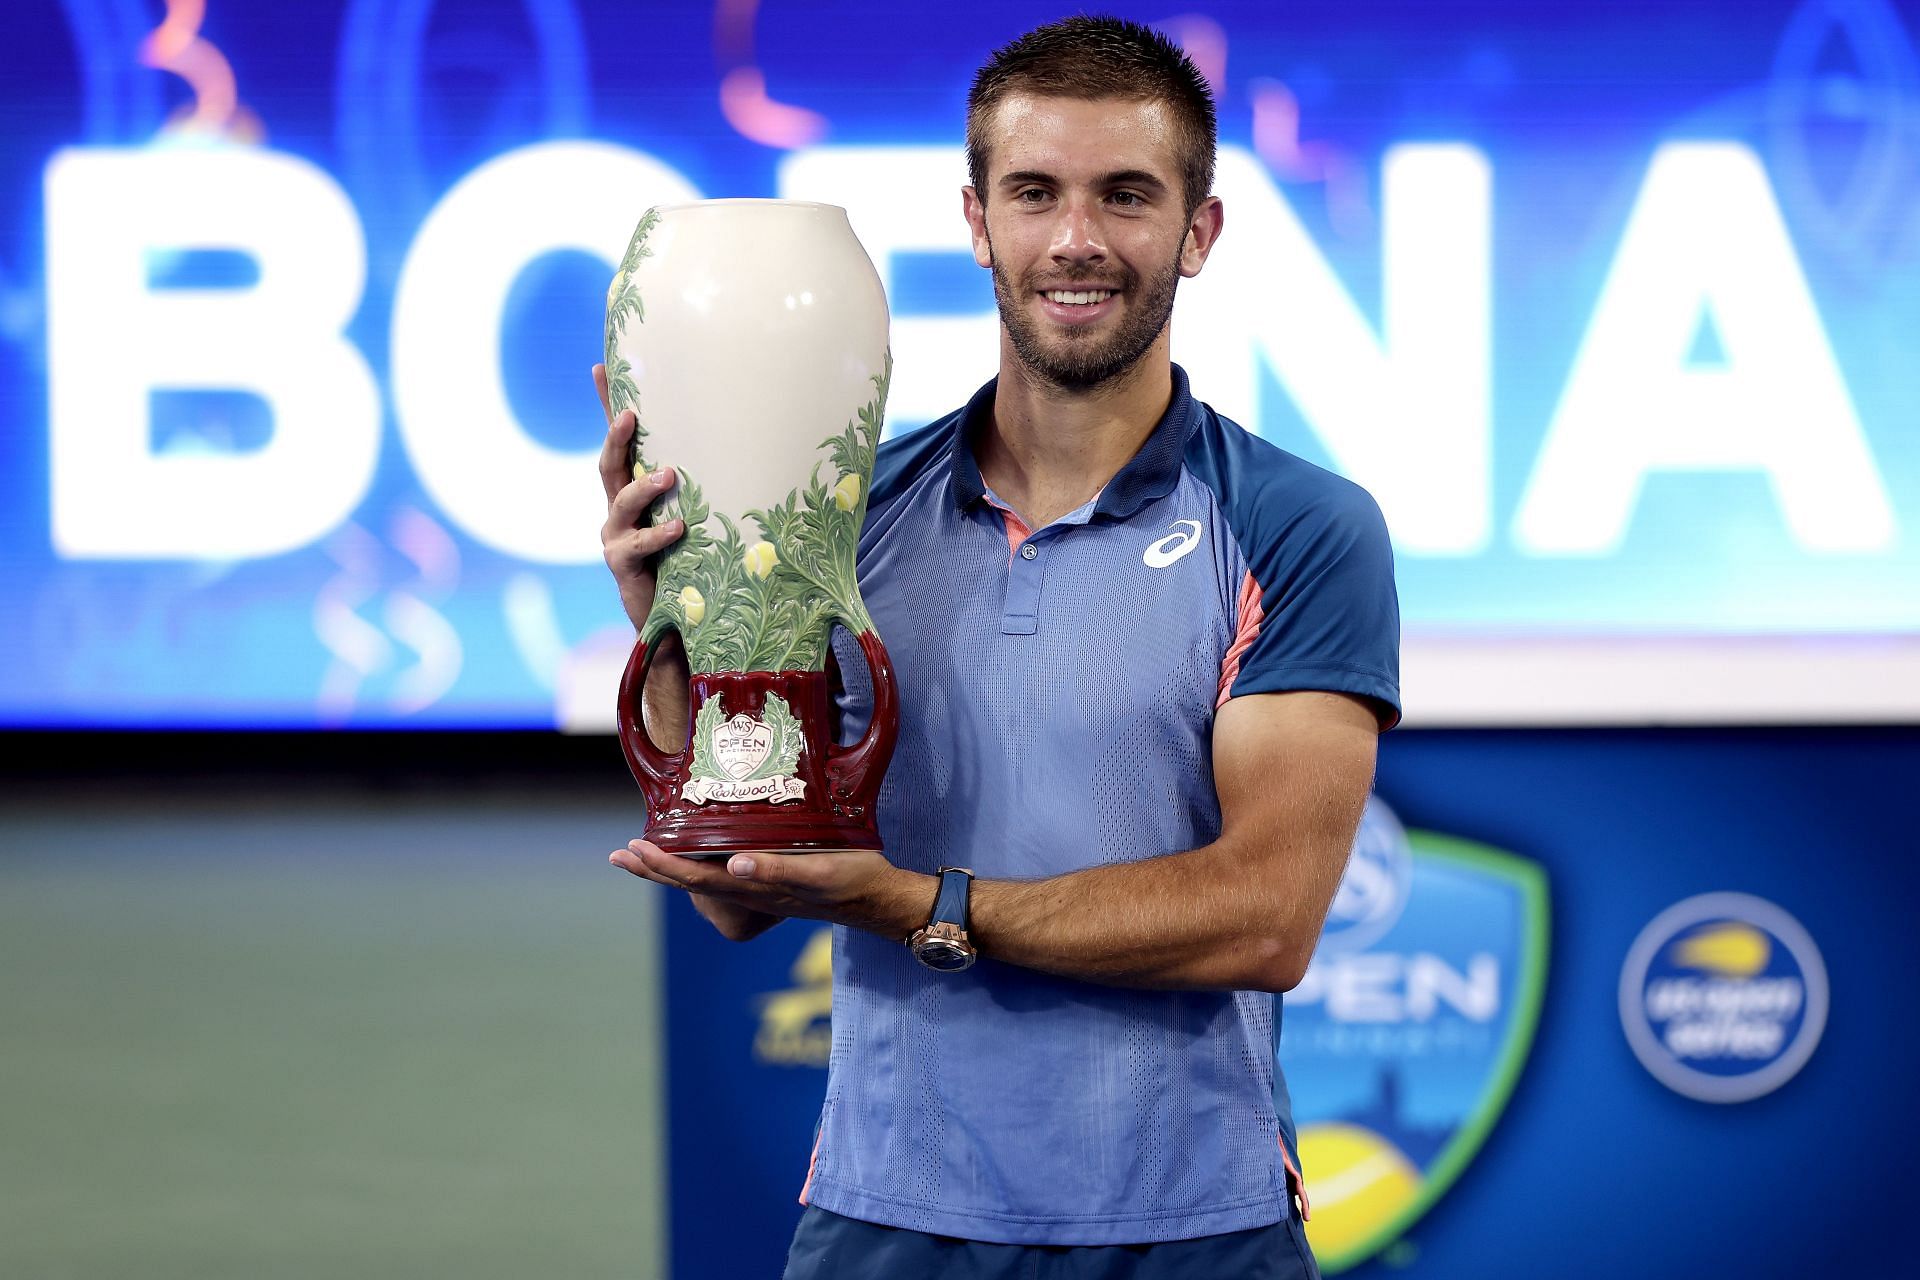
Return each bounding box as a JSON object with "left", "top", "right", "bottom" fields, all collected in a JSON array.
[{"left": 982, "top": 93, "right": 1181, "bottom": 183}]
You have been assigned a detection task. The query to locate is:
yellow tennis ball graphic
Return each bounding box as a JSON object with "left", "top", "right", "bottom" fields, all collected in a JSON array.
[
  {"left": 744, "top": 541, "right": 780, "bottom": 578},
  {"left": 833, "top": 472, "right": 862, "bottom": 511},
  {"left": 678, "top": 585, "right": 706, "bottom": 625},
  {"left": 1297, "top": 1122, "right": 1422, "bottom": 1264}
]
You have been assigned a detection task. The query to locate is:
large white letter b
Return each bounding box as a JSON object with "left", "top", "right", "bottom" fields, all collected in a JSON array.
[{"left": 45, "top": 147, "right": 379, "bottom": 559}]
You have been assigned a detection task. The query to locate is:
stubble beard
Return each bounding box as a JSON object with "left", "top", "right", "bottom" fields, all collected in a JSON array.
[{"left": 987, "top": 231, "right": 1184, "bottom": 392}]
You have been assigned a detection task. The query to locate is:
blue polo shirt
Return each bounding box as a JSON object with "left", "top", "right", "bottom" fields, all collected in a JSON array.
[{"left": 809, "top": 364, "right": 1400, "bottom": 1245}]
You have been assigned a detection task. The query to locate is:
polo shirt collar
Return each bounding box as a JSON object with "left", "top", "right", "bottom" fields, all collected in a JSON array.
[{"left": 946, "top": 363, "right": 1202, "bottom": 521}]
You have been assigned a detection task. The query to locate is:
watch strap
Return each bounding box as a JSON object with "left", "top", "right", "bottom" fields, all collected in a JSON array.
[{"left": 929, "top": 866, "right": 973, "bottom": 929}]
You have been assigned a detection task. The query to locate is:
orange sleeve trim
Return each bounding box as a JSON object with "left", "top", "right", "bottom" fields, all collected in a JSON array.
[
  {"left": 1217, "top": 570, "right": 1266, "bottom": 708},
  {"left": 797, "top": 1125, "right": 825, "bottom": 1206}
]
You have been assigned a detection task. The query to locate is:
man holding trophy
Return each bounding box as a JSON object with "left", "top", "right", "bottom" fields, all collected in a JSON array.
[{"left": 601, "top": 15, "right": 1399, "bottom": 1280}]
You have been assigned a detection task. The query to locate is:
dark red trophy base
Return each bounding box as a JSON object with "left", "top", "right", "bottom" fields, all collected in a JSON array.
[{"left": 617, "top": 630, "right": 898, "bottom": 857}]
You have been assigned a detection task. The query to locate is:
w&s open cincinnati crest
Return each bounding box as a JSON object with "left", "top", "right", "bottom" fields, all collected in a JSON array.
[{"left": 683, "top": 692, "right": 807, "bottom": 804}]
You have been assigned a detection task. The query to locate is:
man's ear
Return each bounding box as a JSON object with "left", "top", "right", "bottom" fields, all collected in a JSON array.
[
  {"left": 1179, "top": 195, "right": 1225, "bottom": 278},
  {"left": 962, "top": 186, "right": 993, "bottom": 269}
]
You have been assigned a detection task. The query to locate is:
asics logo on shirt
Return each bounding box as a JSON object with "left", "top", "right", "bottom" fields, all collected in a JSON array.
[{"left": 1143, "top": 519, "right": 1204, "bottom": 568}]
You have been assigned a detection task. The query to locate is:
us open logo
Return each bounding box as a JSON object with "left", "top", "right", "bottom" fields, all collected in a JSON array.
[{"left": 1618, "top": 892, "right": 1828, "bottom": 1103}]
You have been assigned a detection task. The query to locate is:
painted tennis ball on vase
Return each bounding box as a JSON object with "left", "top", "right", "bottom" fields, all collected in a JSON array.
[
  {"left": 1296, "top": 1122, "right": 1422, "bottom": 1262},
  {"left": 744, "top": 541, "right": 779, "bottom": 578},
  {"left": 833, "top": 473, "right": 861, "bottom": 511},
  {"left": 678, "top": 585, "right": 706, "bottom": 625}
]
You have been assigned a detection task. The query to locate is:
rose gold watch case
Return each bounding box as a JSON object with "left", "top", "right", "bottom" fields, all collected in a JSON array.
[{"left": 909, "top": 921, "right": 976, "bottom": 972}]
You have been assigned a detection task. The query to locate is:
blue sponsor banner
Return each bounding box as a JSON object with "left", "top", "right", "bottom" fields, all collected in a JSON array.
[{"left": 659, "top": 728, "right": 1919, "bottom": 1278}]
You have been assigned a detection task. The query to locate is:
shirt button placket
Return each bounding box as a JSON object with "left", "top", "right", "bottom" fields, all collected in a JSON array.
[{"left": 1002, "top": 538, "right": 1045, "bottom": 635}]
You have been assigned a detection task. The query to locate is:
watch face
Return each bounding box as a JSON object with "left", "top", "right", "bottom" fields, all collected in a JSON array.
[{"left": 915, "top": 939, "right": 975, "bottom": 972}]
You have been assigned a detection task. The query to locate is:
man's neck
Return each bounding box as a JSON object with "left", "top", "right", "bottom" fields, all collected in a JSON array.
[{"left": 974, "top": 337, "right": 1174, "bottom": 530}]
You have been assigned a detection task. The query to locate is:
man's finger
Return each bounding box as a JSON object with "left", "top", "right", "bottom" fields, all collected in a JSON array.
[
  {"left": 592, "top": 362, "right": 612, "bottom": 422},
  {"left": 636, "top": 840, "right": 745, "bottom": 891},
  {"left": 609, "top": 847, "right": 681, "bottom": 888},
  {"left": 598, "top": 408, "right": 640, "bottom": 505},
  {"left": 607, "top": 465, "right": 678, "bottom": 532},
  {"left": 727, "top": 851, "right": 828, "bottom": 889}
]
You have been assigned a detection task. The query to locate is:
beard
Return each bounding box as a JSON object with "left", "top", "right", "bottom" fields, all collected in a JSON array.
[{"left": 987, "top": 234, "right": 1183, "bottom": 391}]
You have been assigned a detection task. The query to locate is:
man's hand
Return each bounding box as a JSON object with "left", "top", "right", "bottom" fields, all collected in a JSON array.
[
  {"left": 608, "top": 841, "right": 934, "bottom": 943},
  {"left": 595, "top": 362, "right": 685, "bottom": 634}
]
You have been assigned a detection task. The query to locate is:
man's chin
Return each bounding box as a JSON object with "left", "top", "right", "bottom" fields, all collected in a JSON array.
[{"left": 1018, "top": 348, "right": 1141, "bottom": 391}]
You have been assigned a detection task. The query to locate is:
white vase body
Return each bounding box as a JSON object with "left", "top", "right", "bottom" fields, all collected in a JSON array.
[{"left": 615, "top": 201, "right": 886, "bottom": 519}]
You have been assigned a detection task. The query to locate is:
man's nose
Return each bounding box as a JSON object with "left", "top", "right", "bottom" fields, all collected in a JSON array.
[{"left": 1050, "top": 200, "right": 1108, "bottom": 264}]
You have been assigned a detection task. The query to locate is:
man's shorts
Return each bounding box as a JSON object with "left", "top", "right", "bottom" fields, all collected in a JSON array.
[{"left": 782, "top": 1207, "right": 1322, "bottom": 1280}]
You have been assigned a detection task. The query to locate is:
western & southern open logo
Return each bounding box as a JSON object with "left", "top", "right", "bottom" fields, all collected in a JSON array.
[
  {"left": 1284, "top": 797, "right": 1548, "bottom": 1273},
  {"left": 1618, "top": 892, "right": 1827, "bottom": 1104}
]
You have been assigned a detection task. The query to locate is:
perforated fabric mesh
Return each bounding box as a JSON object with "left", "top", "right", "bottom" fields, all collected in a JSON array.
[{"left": 815, "top": 455, "right": 1292, "bottom": 1244}]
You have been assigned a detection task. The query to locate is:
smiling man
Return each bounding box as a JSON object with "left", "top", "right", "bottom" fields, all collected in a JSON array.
[{"left": 598, "top": 15, "right": 1399, "bottom": 1280}]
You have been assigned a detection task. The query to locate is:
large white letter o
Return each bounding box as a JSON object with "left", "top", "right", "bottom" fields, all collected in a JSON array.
[{"left": 392, "top": 141, "right": 700, "bottom": 563}]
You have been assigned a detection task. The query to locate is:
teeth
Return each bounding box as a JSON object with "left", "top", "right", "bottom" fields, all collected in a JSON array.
[{"left": 1045, "top": 290, "right": 1113, "bottom": 305}]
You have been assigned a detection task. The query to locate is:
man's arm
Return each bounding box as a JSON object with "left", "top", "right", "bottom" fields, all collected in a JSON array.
[
  {"left": 611, "top": 688, "right": 1378, "bottom": 992},
  {"left": 968, "top": 690, "right": 1375, "bottom": 991}
]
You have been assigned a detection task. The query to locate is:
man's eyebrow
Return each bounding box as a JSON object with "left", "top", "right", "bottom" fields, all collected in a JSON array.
[
  {"left": 996, "top": 168, "right": 1171, "bottom": 191},
  {"left": 1099, "top": 169, "right": 1169, "bottom": 191},
  {"left": 998, "top": 169, "right": 1058, "bottom": 189}
]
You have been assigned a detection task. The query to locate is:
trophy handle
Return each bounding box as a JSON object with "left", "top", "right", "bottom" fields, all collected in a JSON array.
[
  {"left": 617, "top": 630, "right": 687, "bottom": 809},
  {"left": 827, "top": 627, "right": 898, "bottom": 814}
]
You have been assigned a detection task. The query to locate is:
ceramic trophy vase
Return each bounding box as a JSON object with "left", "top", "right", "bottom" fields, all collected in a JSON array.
[{"left": 604, "top": 200, "right": 898, "bottom": 856}]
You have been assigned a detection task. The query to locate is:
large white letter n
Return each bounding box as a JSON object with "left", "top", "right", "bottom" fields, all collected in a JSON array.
[
  {"left": 1515, "top": 143, "right": 1893, "bottom": 555},
  {"left": 45, "top": 147, "right": 379, "bottom": 559}
]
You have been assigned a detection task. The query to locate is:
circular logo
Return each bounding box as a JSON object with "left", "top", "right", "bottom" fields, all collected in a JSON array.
[
  {"left": 1317, "top": 796, "right": 1413, "bottom": 955},
  {"left": 1618, "top": 893, "right": 1827, "bottom": 1103}
]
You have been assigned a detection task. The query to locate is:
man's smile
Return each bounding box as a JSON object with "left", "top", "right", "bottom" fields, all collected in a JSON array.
[{"left": 1036, "top": 285, "right": 1122, "bottom": 325}]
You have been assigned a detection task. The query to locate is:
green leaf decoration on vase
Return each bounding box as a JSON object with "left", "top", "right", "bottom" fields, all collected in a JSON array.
[
  {"left": 752, "top": 694, "right": 805, "bottom": 780},
  {"left": 603, "top": 207, "right": 660, "bottom": 473},
  {"left": 640, "top": 352, "right": 891, "bottom": 674},
  {"left": 688, "top": 694, "right": 726, "bottom": 782}
]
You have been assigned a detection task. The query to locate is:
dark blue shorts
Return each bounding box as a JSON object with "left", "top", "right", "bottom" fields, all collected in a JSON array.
[{"left": 782, "top": 1207, "right": 1322, "bottom": 1280}]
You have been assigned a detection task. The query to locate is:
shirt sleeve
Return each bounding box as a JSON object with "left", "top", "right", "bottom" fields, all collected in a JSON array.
[{"left": 1219, "top": 478, "right": 1402, "bottom": 730}]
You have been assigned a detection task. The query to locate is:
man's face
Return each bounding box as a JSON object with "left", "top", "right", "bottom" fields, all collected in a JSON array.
[{"left": 964, "top": 94, "right": 1221, "bottom": 391}]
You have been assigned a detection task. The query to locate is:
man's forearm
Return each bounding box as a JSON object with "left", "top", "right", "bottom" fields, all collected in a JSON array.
[{"left": 871, "top": 834, "right": 1326, "bottom": 994}]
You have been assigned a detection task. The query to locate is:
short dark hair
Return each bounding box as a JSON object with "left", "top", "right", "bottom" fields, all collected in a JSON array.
[{"left": 966, "top": 15, "right": 1218, "bottom": 216}]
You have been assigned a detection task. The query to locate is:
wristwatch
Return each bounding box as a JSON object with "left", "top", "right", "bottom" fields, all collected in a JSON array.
[{"left": 908, "top": 867, "right": 976, "bottom": 972}]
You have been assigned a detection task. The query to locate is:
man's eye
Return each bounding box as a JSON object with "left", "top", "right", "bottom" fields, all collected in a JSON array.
[
  {"left": 1017, "top": 188, "right": 1049, "bottom": 203},
  {"left": 1111, "top": 191, "right": 1144, "bottom": 207}
]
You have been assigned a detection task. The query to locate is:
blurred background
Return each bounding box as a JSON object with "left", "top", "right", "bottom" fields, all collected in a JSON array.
[{"left": 2, "top": 1, "right": 1917, "bottom": 1276}]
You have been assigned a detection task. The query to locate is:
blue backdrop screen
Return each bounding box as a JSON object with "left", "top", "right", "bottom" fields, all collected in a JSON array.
[{"left": 3, "top": 2, "right": 1917, "bottom": 726}]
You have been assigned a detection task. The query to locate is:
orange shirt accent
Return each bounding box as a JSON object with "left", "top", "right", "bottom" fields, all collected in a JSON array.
[{"left": 1217, "top": 570, "right": 1266, "bottom": 707}]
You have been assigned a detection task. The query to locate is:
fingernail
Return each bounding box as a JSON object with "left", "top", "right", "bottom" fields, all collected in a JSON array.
[
  {"left": 728, "top": 855, "right": 755, "bottom": 878},
  {"left": 628, "top": 839, "right": 645, "bottom": 851}
]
